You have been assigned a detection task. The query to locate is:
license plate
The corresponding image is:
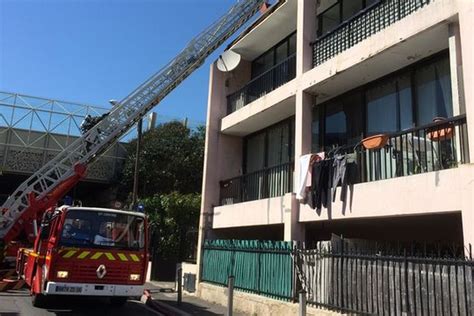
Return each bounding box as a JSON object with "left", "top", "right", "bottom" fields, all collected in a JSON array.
[{"left": 55, "top": 285, "right": 83, "bottom": 293}]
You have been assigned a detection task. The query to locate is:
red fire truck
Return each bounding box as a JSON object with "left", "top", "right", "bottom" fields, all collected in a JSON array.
[
  {"left": 16, "top": 205, "right": 148, "bottom": 307},
  {"left": 0, "top": 0, "right": 266, "bottom": 307}
]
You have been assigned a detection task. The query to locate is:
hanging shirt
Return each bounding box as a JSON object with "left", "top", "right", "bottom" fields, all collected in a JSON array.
[{"left": 296, "top": 153, "right": 325, "bottom": 201}]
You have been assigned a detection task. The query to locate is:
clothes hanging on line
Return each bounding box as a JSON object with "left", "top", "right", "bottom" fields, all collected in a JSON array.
[
  {"left": 296, "top": 152, "right": 325, "bottom": 201},
  {"left": 304, "top": 149, "right": 359, "bottom": 213},
  {"left": 308, "top": 158, "right": 332, "bottom": 210},
  {"left": 332, "top": 153, "right": 359, "bottom": 205}
]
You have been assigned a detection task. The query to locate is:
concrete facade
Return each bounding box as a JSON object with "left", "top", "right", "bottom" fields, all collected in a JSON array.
[{"left": 197, "top": 0, "right": 474, "bottom": 294}]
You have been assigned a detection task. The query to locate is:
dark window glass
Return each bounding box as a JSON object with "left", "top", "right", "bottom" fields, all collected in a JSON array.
[
  {"left": 59, "top": 210, "right": 145, "bottom": 250},
  {"left": 268, "top": 123, "right": 289, "bottom": 166},
  {"left": 289, "top": 33, "right": 296, "bottom": 56},
  {"left": 318, "top": 0, "right": 379, "bottom": 37},
  {"left": 398, "top": 74, "right": 414, "bottom": 130},
  {"left": 312, "top": 107, "right": 321, "bottom": 152},
  {"left": 275, "top": 41, "right": 288, "bottom": 65},
  {"left": 252, "top": 51, "right": 274, "bottom": 78},
  {"left": 415, "top": 58, "right": 452, "bottom": 125},
  {"left": 324, "top": 92, "right": 363, "bottom": 148},
  {"left": 251, "top": 32, "right": 296, "bottom": 79},
  {"left": 366, "top": 0, "right": 379, "bottom": 6},
  {"left": 367, "top": 80, "right": 398, "bottom": 134},
  {"left": 320, "top": 3, "right": 341, "bottom": 36},
  {"left": 246, "top": 132, "right": 265, "bottom": 172},
  {"left": 342, "top": 0, "right": 363, "bottom": 21},
  {"left": 245, "top": 119, "right": 293, "bottom": 172},
  {"left": 311, "top": 54, "right": 451, "bottom": 152}
]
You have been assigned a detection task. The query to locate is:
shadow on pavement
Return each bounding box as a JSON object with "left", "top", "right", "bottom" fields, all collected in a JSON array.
[{"left": 156, "top": 298, "right": 223, "bottom": 316}]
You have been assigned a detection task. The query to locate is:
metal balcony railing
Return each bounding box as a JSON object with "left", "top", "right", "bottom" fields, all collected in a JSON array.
[
  {"left": 346, "top": 115, "right": 469, "bottom": 183},
  {"left": 312, "top": 0, "right": 432, "bottom": 67},
  {"left": 227, "top": 54, "right": 296, "bottom": 115},
  {"left": 219, "top": 161, "right": 294, "bottom": 206}
]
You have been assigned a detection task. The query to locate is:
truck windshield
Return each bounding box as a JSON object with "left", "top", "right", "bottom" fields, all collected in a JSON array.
[{"left": 58, "top": 209, "right": 145, "bottom": 250}]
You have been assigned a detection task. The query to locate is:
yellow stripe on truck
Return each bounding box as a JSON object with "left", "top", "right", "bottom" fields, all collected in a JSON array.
[
  {"left": 58, "top": 249, "right": 141, "bottom": 262},
  {"left": 77, "top": 251, "right": 90, "bottom": 259},
  {"left": 90, "top": 252, "right": 104, "bottom": 260},
  {"left": 105, "top": 253, "right": 115, "bottom": 261},
  {"left": 129, "top": 254, "right": 140, "bottom": 262},
  {"left": 63, "top": 250, "right": 77, "bottom": 258},
  {"left": 117, "top": 253, "right": 128, "bottom": 261}
]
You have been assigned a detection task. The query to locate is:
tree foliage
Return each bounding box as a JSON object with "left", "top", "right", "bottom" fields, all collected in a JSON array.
[
  {"left": 119, "top": 121, "right": 205, "bottom": 199},
  {"left": 118, "top": 121, "right": 205, "bottom": 263},
  {"left": 143, "top": 192, "right": 200, "bottom": 260}
]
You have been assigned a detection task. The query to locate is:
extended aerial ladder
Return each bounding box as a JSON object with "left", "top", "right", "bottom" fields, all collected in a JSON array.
[{"left": 0, "top": 0, "right": 267, "bottom": 258}]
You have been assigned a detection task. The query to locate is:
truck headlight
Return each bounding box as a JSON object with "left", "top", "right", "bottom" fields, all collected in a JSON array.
[
  {"left": 57, "top": 271, "right": 69, "bottom": 278},
  {"left": 129, "top": 274, "right": 140, "bottom": 281}
]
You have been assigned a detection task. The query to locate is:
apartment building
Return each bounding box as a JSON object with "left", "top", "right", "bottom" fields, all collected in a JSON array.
[{"left": 197, "top": 0, "right": 474, "bottom": 271}]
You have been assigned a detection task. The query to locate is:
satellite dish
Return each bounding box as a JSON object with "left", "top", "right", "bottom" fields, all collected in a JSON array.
[{"left": 217, "top": 50, "right": 241, "bottom": 72}]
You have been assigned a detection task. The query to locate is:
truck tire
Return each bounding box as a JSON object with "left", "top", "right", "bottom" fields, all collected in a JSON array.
[
  {"left": 110, "top": 296, "right": 127, "bottom": 306},
  {"left": 31, "top": 292, "right": 46, "bottom": 308}
]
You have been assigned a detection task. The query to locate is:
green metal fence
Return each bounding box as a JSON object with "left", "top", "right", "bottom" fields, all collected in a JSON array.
[{"left": 201, "top": 239, "right": 294, "bottom": 300}]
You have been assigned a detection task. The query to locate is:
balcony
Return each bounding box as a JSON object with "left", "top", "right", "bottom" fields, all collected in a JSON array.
[
  {"left": 227, "top": 54, "right": 296, "bottom": 115},
  {"left": 312, "top": 0, "right": 432, "bottom": 67},
  {"left": 347, "top": 115, "right": 469, "bottom": 183},
  {"left": 219, "top": 161, "right": 293, "bottom": 206}
]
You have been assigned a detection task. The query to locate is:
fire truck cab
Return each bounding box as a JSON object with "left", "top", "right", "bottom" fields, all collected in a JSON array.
[{"left": 16, "top": 206, "right": 148, "bottom": 307}]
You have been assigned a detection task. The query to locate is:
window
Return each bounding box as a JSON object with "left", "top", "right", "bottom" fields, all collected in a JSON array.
[
  {"left": 415, "top": 58, "right": 452, "bottom": 125},
  {"left": 252, "top": 51, "right": 274, "bottom": 79},
  {"left": 312, "top": 52, "right": 453, "bottom": 152},
  {"left": 312, "top": 108, "right": 321, "bottom": 153},
  {"left": 59, "top": 210, "right": 145, "bottom": 250},
  {"left": 244, "top": 119, "right": 294, "bottom": 172},
  {"left": 318, "top": 92, "right": 363, "bottom": 149},
  {"left": 342, "top": 0, "right": 363, "bottom": 21},
  {"left": 367, "top": 80, "right": 398, "bottom": 134},
  {"left": 320, "top": 3, "right": 341, "bottom": 36},
  {"left": 251, "top": 32, "right": 296, "bottom": 79},
  {"left": 317, "top": 0, "right": 379, "bottom": 37},
  {"left": 246, "top": 133, "right": 265, "bottom": 173}
]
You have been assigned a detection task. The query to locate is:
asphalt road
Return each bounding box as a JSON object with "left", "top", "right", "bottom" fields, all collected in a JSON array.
[{"left": 0, "top": 289, "right": 161, "bottom": 316}]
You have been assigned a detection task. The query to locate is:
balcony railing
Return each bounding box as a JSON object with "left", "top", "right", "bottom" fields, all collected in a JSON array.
[
  {"left": 312, "top": 0, "right": 432, "bottom": 67},
  {"left": 219, "top": 161, "right": 294, "bottom": 206},
  {"left": 350, "top": 115, "right": 469, "bottom": 183},
  {"left": 227, "top": 54, "right": 296, "bottom": 115}
]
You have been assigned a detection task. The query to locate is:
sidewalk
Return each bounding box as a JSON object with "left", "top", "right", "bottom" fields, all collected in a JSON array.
[{"left": 145, "top": 281, "right": 247, "bottom": 316}]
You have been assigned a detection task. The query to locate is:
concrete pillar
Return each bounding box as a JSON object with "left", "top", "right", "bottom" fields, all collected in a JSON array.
[
  {"left": 448, "top": 23, "right": 464, "bottom": 116},
  {"left": 457, "top": 0, "right": 474, "bottom": 253},
  {"left": 290, "top": 0, "right": 317, "bottom": 242},
  {"left": 284, "top": 195, "right": 306, "bottom": 241},
  {"left": 196, "top": 63, "right": 226, "bottom": 284},
  {"left": 296, "top": 0, "right": 317, "bottom": 76},
  {"left": 287, "top": 89, "right": 313, "bottom": 242},
  {"left": 196, "top": 62, "right": 245, "bottom": 286},
  {"left": 457, "top": 0, "right": 474, "bottom": 161},
  {"left": 448, "top": 23, "right": 464, "bottom": 164},
  {"left": 460, "top": 166, "right": 474, "bottom": 254}
]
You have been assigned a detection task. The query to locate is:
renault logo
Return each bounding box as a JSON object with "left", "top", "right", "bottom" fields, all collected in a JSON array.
[{"left": 96, "top": 264, "right": 107, "bottom": 279}]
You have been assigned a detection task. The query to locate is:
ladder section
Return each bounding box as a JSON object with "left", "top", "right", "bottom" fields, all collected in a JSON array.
[{"left": 0, "top": 0, "right": 266, "bottom": 240}]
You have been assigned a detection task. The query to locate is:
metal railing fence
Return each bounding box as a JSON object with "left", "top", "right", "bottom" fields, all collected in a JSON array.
[{"left": 227, "top": 54, "right": 296, "bottom": 114}]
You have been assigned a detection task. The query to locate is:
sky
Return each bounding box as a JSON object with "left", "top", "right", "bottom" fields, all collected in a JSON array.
[{"left": 0, "top": 0, "right": 259, "bottom": 125}]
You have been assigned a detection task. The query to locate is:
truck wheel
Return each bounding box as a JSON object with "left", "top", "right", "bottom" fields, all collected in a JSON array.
[
  {"left": 31, "top": 292, "right": 46, "bottom": 308},
  {"left": 110, "top": 297, "right": 127, "bottom": 306}
]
